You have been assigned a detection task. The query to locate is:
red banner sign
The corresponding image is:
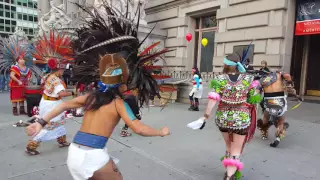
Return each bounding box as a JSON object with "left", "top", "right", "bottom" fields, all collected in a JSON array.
[
  {"left": 295, "top": 19, "right": 320, "bottom": 35},
  {"left": 295, "top": 1, "right": 320, "bottom": 36}
]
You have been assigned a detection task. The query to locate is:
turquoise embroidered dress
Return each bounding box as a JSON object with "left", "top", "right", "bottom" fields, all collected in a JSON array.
[{"left": 209, "top": 74, "right": 262, "bottom": 131}]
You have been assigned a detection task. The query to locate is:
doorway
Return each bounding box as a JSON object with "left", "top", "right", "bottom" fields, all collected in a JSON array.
[
  {"left": 306, "top": 34, "right": 320, "bottom": 96},
  {"left": 291, "top": 34, "right": 320, "bottom": 97},
  {"left": 193, "top": 15, "right": 217, "bottom": 72}
]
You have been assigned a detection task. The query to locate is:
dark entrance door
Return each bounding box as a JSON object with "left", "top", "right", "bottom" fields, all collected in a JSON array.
[{"left": 306, "top": 34, "right": 320, "bottom": 96}]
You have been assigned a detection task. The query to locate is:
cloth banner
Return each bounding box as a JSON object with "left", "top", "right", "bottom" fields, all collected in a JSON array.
[{"left": 296, "top": 0, "right": 320, "bottom": 35}]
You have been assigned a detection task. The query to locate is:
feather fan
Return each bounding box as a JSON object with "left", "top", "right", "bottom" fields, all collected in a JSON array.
[{"left": 0, "top": 37, "right": 41, "bottom": 76}]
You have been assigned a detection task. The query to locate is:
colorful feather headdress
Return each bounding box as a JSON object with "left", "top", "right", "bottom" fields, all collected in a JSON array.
[
  {"left": 71, "top": 1, "right": 171, "bottom": 106},
  {"left": 0, "top": 37, "right": 41, "bottom": 75},
  {"left": 33, "top": 30, "right": 74, "bottom": 70}
]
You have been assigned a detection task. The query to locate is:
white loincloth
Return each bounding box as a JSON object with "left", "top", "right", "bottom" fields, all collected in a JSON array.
[
  {"left": 67, "top": 143, "right": 111, "bottom": 180},
  {"left": 189, "top": 85, "right": 203, "bottom": 98},
  {"left": 33, "top": 98, "right": 67, "bottom": 142}
]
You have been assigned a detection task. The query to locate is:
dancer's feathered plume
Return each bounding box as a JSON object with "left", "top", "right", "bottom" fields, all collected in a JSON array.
[
  {"left": 71, "top": 0, "right": 171, "bottom": 107},
  {"left": 33, "top": 30, "right": 74, "bottom": 70}
]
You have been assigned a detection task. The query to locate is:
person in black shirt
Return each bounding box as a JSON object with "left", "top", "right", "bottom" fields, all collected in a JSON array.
[
  {"left": 244, "top": 59, "right": 254, "bottom": 71},
  {"left": 63, "top": 63, "right": 72, "bottom": 86},
  {"left": 120, "top": 89, "right": 141, "bottom": 137},
  {"left": 0, "top": 68, "right": 5, "bottom": 92}
]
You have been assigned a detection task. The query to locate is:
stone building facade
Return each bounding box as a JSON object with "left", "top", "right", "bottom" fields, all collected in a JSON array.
[{"left": 145, "top": 0, "right": 296, "bottom": 73}]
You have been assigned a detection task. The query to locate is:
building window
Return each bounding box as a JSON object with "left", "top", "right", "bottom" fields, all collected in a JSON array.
[
  {"left": 0, "top": 26, "right": 4, "bottom": 31},
  {"left": 194, "top": 15, "right": 217, "bottom": 72},
  {"left": 5, "top": 19, "right": 10, "bottom": 25},
  {"left": 5, "top": 26, "right": 10, "bottom": 32},
  {"left": 0, "top": 11, "right": 3, "bottom": 17},
  {"left": 23, "top": 28, "right": 28, "bottom": 34},
  {"left": 0, "top": 4, "right": 3, "bottom": 9},
  {"left": 5, "top": 11, "right": 10, "bottom": 18},
  {"left": 12, "top": 20, "right": 16, "bottom": 25},
  {"left": 0, "top": 19, "right": 3, "bottom": 25},
  {"left": 23, "top": 14, "right": 27, "bottom": 20},
  {"left": 18, "top": 13, "right": 22, "bottom": 19},
  {"left": 34, "top": 16, "right": 38, "bottom": 22},
  {"left": 28, "top": 1, "right": 34, "bottom": 8},
  {"left": 5, "top": 0, "right": 9, "bottom": 3},
  {"left": 5, "top": 5, "right": 9, "bottom": 10},
  {"left": 28, "top": 15, "right": 33, "bottom": 21},
  {"left": 11, "top": 26, "right": 15, "bottom": 32},
  {"left": 11, "top": 6, "right": 16, "bottom": 11},
  {"left": 11, "top": 12, "right": 15, "bottom": 18},
  {"left": 29, "top": 28, "right": 33, "bottom": 35}
]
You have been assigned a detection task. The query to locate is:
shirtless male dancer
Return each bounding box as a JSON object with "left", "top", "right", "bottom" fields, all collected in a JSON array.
[
  {"left": 26, "top": 2, "right": 171, "bottom": 179},
  {"left": 257, "top": 70, "right": 296, "bottom": 147}
]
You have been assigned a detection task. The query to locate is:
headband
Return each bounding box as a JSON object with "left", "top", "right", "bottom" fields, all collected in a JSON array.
[
  {"left": 98, "top": 68, "right": 123, "bottom": 92},
  {"left": 223, "top": 58, "right": 246, "bottom": 73}
]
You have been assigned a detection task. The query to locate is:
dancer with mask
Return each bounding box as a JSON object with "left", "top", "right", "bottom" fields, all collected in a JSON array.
[
  {"left": 187, "top": 53, "right": 262, "bottom": 180},
  {"left": 188, "top": 67, "right": 203, "bottom": 111},
  {"left": 26, "top": 2, "right": 170, "bottom": 179},
  {"left": 25, "top": 30, "right": 75, "bottom": 155}
]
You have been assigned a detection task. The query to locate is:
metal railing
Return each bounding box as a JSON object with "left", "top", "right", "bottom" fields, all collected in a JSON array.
[{"left": 161, "top": 70, "right": 217, "bottom": 82}]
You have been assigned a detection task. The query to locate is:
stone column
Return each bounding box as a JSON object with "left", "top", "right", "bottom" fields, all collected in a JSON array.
[
  {"left": 52, "top": 0, "right": 63, "bottom": 5},
  {"left": 37, "top": 0, "right": 51, "bottom": 17}
]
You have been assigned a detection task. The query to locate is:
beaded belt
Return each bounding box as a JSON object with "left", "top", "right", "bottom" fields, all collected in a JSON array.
[
  {"left": 43, "top": 94, "right": 61, "bottom": 101},
  {"left": 73, "top": 131, "right": 108, "bottom": 149}
]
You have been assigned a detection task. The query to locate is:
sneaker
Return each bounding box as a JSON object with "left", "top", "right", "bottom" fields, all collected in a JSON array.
[
  {"left": 120, "top": 128, "right": 132, "bottom": 137},
  {"left": 188, "top": 105, "right": 194, "bottom": 111}
]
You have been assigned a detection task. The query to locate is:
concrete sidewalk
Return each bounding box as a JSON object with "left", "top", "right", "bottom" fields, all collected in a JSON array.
[{"left": 0, "top": 92, "right": 319, "bottom": 180}]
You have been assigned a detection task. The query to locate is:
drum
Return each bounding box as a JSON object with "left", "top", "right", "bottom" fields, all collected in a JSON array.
[{"left": 25, "top": 86, "right": 43, "bottom": 117}]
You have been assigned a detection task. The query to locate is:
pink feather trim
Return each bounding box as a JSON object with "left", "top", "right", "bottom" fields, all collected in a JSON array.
[
  {"left": 249, "top": 80, "right": 260, "bottom": 89},
  {"left": 208, "top": 92, "right": 220, "bottom": 101},
  {"left": 222, "top": 158, "right": 244, "bottom": 171}
]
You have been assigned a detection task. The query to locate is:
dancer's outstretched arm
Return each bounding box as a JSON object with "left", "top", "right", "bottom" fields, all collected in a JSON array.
[
  {"left": 203, "top": 98, "right": 218, "bottom": 120},
  {"left": 115, "top": 98, "right": 170, "bottom": 137}
]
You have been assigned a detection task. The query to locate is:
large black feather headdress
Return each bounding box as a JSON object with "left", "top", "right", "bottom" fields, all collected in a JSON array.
[{"left": 71, "top": 1, "right": 170, "bottom": 107}]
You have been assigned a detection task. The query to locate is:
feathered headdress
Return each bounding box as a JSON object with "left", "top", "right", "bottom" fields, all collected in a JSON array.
[
  {"left": 0, "top": 37, "right": 41, "bottom": 75},
  {"left": 71, "top": 1, "right": 170, "bottom": 106},
  {"left": 33, "top": 30, "right": 74, "bottom": 70}
]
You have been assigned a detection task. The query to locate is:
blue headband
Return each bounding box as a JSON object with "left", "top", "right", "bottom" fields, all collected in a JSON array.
[
  {"left": 98, "top": 81, "right": 122, "bottom": 92},
  {"left": 223, "top": 58, "right": 246, "bottom": 73}
]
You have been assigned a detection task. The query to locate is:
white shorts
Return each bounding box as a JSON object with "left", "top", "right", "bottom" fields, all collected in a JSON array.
[
  {"left": 189, "top": 85, "right": 203, "bottom": 99},
  {"left": 67, "top": 143, "right": 110, "bottom": 180}
]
